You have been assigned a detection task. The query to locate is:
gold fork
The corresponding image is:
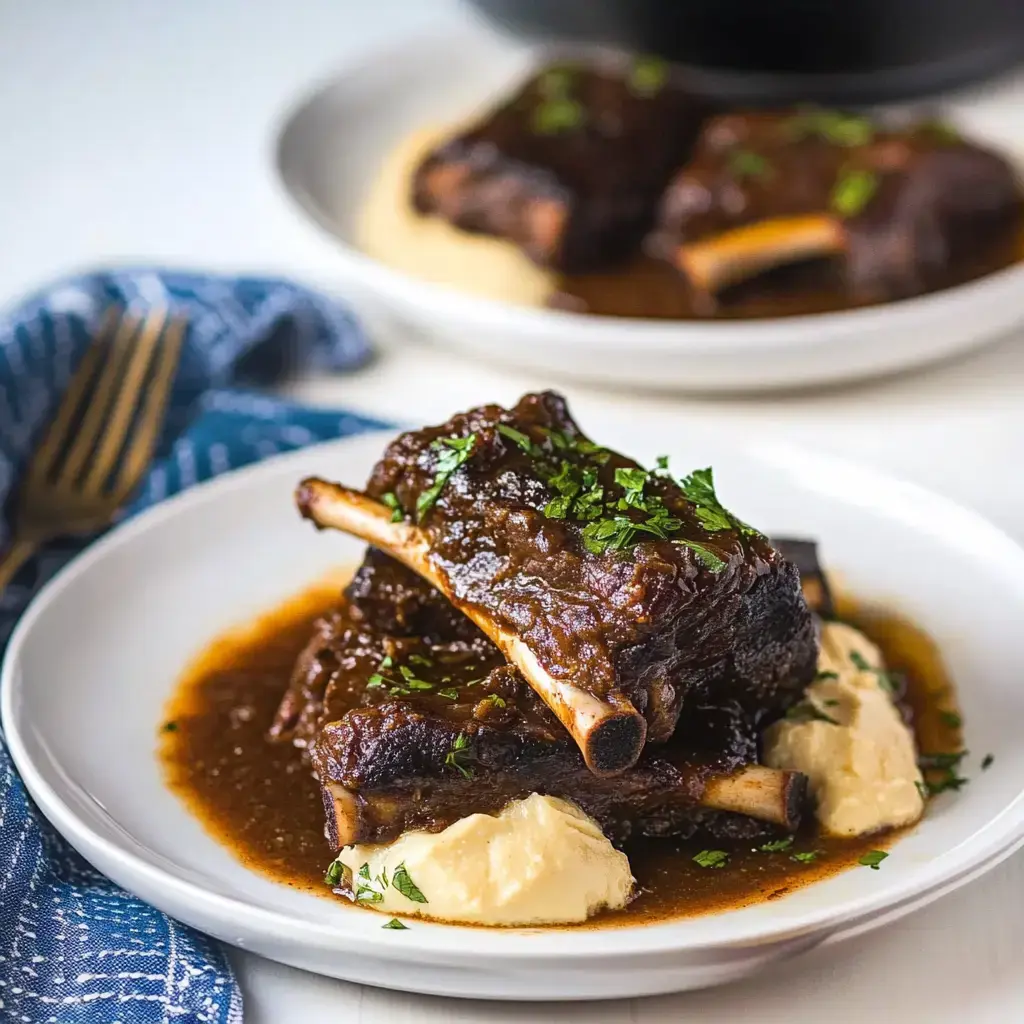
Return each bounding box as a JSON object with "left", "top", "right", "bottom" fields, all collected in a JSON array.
[{"left": 0, "top": 306, "right": 186, "bottom": 591}]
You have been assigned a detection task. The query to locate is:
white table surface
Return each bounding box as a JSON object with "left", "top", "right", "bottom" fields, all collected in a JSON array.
[{"left": 3, "top": 0, "right": 1024, "bottom": 1019}]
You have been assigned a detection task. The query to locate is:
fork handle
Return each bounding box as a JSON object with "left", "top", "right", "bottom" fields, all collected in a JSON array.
[{"left": 0, "top": 538, "right": 40, "bottom": 593}]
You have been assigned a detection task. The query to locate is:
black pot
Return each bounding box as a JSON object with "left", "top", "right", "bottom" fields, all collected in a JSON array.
[{"left": 467, "top": 0, "right": 1024, "bottom": 104}]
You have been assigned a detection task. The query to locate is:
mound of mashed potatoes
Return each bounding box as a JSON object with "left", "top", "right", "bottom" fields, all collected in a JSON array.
[
  {"left": 335, "top": 793, "right": 634, "bottom": 926},
  {"left": 764, "top": 621, "right": 925, "bottom": 837},
  {"left": 357, "top": 125, "right": 555, "bottom": 307}
]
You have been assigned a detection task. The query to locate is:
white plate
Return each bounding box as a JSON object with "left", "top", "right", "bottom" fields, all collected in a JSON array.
[
  {"left": 5, "top": 425, "right": 1024, "bottom": 1001},
  {"left": 275, "top": 27, "right": 1024, "bottom": 393}
]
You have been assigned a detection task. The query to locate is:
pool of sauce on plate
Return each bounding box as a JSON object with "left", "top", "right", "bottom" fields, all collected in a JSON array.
[
  {"left": 159, "top": 575, "right": 963, "bottom": 927},
  {"left": 550, "top": 225, "right": 1024, "bottom": 320}
]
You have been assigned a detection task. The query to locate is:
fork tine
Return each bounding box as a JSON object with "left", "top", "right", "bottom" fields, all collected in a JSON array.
[
  {"left": 110, "top": 317, "right": 186, "bottom": 502},
  {"left": 82, "top": 307, "right": 170, "bottom": 495},
  {"left": 25, "top": 305, "right": 119, "bottom": 485},
  {"left": 57, "top": 310, "right": 143, "bottom": 485}
]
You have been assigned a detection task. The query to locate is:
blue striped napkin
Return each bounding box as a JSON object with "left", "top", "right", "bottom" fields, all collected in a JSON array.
[{"left": 0, "top": 270, "right": 389, "bottom": 1023}]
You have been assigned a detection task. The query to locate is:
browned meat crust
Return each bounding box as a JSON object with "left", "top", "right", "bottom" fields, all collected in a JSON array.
[{"left": 412, "top": 60, "right": 711, "bottom": 273}]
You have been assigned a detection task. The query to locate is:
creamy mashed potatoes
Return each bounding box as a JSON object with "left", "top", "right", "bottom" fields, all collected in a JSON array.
[
  {"left": 357, "top": 125, "right": 554, "bottom": 306},
  {"left": 765, "top": 621, "right": 925, "bottom": 837},
  {"left": 336, "top": 793, "right": 633, "bottom": 926}
]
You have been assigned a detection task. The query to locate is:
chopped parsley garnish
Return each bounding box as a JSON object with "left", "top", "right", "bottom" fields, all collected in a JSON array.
[
  {"left": 416, "top": 434, "right": 477, "bottom": 520},
  {"left": 544, "top": 494, "right": 574, "bottom": 519},
  {"left": 525, "top": 444, "right": 747, "bottom": 572},
  {"left": 982, "top": 753, "right": 995, "bottom": 771},
  {"left": 939, "top": 710, "right": 962, "bottom": 729},
  {"left": 382, "top": 918, "right": 408, "bottom": 930},
  {"left": 628, "top": 55, "right": 669, "bottom": 97},
  {"left": 786, "top": 700, "right": 839, "bottom": 726},
  {"left": 816, "top": 670, "right": 839, "bottom": 681},
  {"left": 859, "top": 850, "right": 888, "bottom": 870},
  {"left": 831, "top": 167, "right": 879, "bottom": 218},
  {"left": 496, "top": 423, "right": 537, "bottom": 455},
  {"left": 614, "top": 467, "right": 648, "bottom": 505},
  {"left": 354, "top": 863, "right": 392, "bottom": 903},
  {"left": 759, "top": 837, "right": 794, "bottom": 852},
  {"left": 728, "top": 148, "right": 772, "bottom": 180},
  {"left": 581, "top": 511, "right": 683, "bottom": 556},
  {"left": 532, "top": 96, "right": 585, "bottom": 135},
  {"left": 367, "top": 654, "right": 396, "bottom": 689},
  {"left": 848, "top": 650, "right": 897, "bottom": 695},
  {"left": 391, "top": 862, "right": 428, "bottom": 904},
  {"left": 790, "top": 108, "right": 874, "bottom": 147},
  {"left": 323, "top": 857, "right": 344, "bottom": 887},
  {"left": 161, "top": 721, "right": 178, "bottom": 733},
  {"left": 822, "top": 698, "right": 840, "bottom": 707},
  {"left": 693, "top": 849, "right": 729, "bottom": 869},
  {"left": 479, "top": 693, "right": 507, "bottom": 710},
  {"left": 790, "top": 851, "right": 819, "bottom": 864},
  {"left": 538, "top": 428, "right": 610, "bottom": 462},
  {"left": 676, "top": 539, "right": 727, "bottom": 573},
  {"left": 408, "top": 653, "right": 432, "bottom": 667},
  {"left": 437, "top": 687, "right": 460, "bottom": 701},
  {"left": 676, "top": 466, "right": 763, "bottom": 539},
  {"left": 398, "top": 665, "right": 433, "bottom": 690},
  {"left": 919, "top": 749, "right": 970, "bottom": 795},
  {"left": 380, "top": 491, "right": 403, "bottom": 523},
  {"left": 445, "top": 732, "right": 474, "bottom": 779}
]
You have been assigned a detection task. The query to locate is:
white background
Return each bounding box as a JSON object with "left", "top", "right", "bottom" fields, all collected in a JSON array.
[{"left": 2, "top": 0, "right": 1023, "bottom": 1019}]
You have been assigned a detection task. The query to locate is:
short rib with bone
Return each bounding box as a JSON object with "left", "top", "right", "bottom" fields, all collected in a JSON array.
[
  {"left": 270, "top": 549, "right": 809, "bottom": 848},
  {"left": 295, "top": 391, "right": 817, "bottom": 776},
  {"left": 649, "top": 110, "right": 1021, "bottom": 303}
]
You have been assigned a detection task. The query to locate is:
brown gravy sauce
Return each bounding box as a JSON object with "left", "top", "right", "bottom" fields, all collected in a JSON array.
[
  {"left": 159, "top": 573, "right": 962, "bottom": 927},
  {"left": 552, "top": 226, "right": 1024, "bottom": 320}
]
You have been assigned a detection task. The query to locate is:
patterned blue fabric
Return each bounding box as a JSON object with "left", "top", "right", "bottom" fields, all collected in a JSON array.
[{"left": 0, "top": 270, "right": 388, "bottom": 1022}]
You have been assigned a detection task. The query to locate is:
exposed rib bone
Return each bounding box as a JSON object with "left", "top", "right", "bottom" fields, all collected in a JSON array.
[
  {"left": 296, "top": 477, "right": 647, "bottom": 776},
  {"left": 321, "top": 764, "right": 806, "bottom": 849},
  {"left": 703, "top": 763, "right": 806, "bottom": 831},
  {"left": 674, "top": 214, "right": 847, "bottom": 295}
]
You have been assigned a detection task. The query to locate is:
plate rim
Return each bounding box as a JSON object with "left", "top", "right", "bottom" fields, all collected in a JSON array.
[{"left": 5, "top": 430, "right": 1024, "bottom": 965}]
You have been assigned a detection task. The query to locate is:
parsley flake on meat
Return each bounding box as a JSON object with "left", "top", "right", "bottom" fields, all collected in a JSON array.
[
  {"left": 445, "top": 732, "right": 474, "bottom": 779},
  {"left": 417, "top": 434, "right": 478, "bottom": 520},
  {"left": 675, "top": 466, "right": 764, "bottom": 539},
  {"left": 380, "top": 492, "right": 403, "bottom": 522}
]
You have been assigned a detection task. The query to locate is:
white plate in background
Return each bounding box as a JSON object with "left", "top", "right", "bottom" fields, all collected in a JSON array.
[
  {"left": 4, "top": 422, "right": 1024, "bottom": 1000},
  {"left": 275, "top": 26, "right": 1024, "bottom": 393}
]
